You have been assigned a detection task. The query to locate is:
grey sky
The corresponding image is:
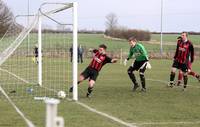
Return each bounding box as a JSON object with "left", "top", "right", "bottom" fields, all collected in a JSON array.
[{"left": 4, "top": 0, "right": 200, "bottom": 32}]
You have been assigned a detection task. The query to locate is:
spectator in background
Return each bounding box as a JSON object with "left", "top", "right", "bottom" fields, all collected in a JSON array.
[
  {"left": 33, "top": 44, "right": 39, "bottom": 64},
  {"left": 69, "top": 45, "right": 73, "bottom": 62},
  {"left": 78, "top": 44, "right": 84, "bottom": 63}
]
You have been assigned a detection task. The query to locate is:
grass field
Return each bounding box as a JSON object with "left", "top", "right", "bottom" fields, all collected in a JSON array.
[
  {"left": 151, "top": 34, "right": 200, "bottom": 45},
  {"left": 0, "top": 33, "right": 200, "bottom": 127},
  {"left": 0, "top": 33, "right": 199, "bottom": 53},
  {"left": 1, "top": 59, "right": 200, "bottom": 127}
]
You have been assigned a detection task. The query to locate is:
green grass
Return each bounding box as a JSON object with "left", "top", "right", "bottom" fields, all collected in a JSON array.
[
  {"left": 1, "top": 33, "right": 199, "bottom": 53},
  {"left": 0, "top": 33, "right": 200, "bottom": 127},
  {"left": 1, "top": 59, "right": 200, "bottom": 127}
]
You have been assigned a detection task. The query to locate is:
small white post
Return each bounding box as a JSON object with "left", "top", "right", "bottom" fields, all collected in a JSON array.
[
  {"left": 38, "top": 15, "right": 42, "bottom": 86},
  {"left": 72, "top": 2, "right": 78, "bottom": 101},
  {"left": 45, "top": 99, "right": 60, "bottom": 127}
]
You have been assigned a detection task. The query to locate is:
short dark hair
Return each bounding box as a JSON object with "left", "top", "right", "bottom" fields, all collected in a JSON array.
[
  {"left": 128, "top": 37, "right": 137, "bottom": 42},
  {"left": 181, "top": 32, "right": 188, "bottom": 37},
  {"left": 99, "top": 44, "right": 107, "bottom": 50}
]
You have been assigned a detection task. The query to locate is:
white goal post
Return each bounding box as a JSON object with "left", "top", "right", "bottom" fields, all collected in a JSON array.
[
  {"left": 72, "top": 2, "right": 78, "bottom": 101},
  {"left": 37, "top": 2, "right": 78, "bottom": 100}
]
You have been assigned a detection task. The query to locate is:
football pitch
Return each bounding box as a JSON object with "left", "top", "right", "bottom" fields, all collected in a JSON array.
[{"left": 0, "top": 58, "right": 200, "bottom": 127}]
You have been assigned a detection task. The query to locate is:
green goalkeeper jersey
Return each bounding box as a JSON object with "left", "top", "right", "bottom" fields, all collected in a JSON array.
[{"left": 127, "top": 43, "right": 148, "bottom": 61}]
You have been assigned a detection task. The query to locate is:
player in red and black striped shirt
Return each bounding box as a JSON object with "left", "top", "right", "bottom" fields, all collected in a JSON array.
[
  {"left": 70, "top": 44, "right": 117, "bottom": 97},
  {"left": 175, "top": 36, "right": 200, "bottom": 86},
  {"left": 169, "top": 32, "right": 194, "bottom": 90}
]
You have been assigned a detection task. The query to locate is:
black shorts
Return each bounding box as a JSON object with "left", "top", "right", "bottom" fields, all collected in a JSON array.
[
  {"left": 172, "top": 60, "right": 188, "bottom": 72},
  {"left": 81, "top": 67, "right": 99, "bottom": 81},
  {"left": 128, "top": 60, "right": 148, "bottom": 73}
]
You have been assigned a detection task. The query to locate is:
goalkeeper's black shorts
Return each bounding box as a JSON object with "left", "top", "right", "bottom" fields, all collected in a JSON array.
[{"left": 128, "top": 60, "right": 148, "bottom": 72}]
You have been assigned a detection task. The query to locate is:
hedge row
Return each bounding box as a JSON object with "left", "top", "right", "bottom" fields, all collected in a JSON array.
[{"left": 105, "top": 29, "right": 151, "bottom": 41}]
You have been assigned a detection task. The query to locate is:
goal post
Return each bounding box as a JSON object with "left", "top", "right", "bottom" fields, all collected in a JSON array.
[
  {"left": 72, "top": 2, "right": 78, "bottom": 101},
  {"left": 37, "top": 2, "right": 78, "bottom": 100},
  {"left": 38, "top": 15, "right": 42, "bottom": 86}
]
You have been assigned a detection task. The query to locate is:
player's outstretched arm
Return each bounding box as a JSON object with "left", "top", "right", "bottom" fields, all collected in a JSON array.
[
  {"left": 88, "top": 48, "right": 93, "bottom": 52},
  {"left": 111, "top": 58, "right": 118, "bottom": 63}
]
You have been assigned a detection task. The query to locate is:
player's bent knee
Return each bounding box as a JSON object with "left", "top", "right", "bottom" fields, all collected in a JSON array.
[
  {"left": 128, "top": 70, "right": 132, "bottom": 74},
  {"left": 171, "top": 72, "right": 175, "bottom": 75},
  {"left": 171, "top": 67, "right": 176, "bottom": 73},
  {"left": 79, "top": 75, "right": 85, "bottom": 81},
  {"left": 89, "top": 80, "right": 95, "bottom": 87},
  {"left": 127, "top": 69, "right": 133, "bottom": 74},
  {"left": 139, "top": 72, "right": 144, "bottom": 75},
  {"left": 183, "top": 72, "right": 188, "bottom": 76}
]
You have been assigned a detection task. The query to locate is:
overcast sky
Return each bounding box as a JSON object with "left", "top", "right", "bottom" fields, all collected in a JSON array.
[{"left": 4, "top": 0, "right": 200, "bottom": 32}]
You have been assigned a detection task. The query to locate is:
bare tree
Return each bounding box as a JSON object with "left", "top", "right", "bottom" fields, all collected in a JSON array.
[
  {"left": 105, "top": 13, "right": 118, "bottom": 31},
  {"left": 0, "top": 1, "right": 14, "bottom": 36}
]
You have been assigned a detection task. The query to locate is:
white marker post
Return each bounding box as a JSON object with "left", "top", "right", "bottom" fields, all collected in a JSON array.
[{"left": 45, "top": 99, "right": 64, "bottom": 127}]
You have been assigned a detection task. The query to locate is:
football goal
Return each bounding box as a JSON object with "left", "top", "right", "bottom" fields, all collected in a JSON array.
[{"left": 0, "top": 2, "right": 78, "bottom": 102}]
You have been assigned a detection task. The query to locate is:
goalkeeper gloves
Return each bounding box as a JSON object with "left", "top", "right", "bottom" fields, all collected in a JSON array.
[{"left": 146, "top": 61, "right": 152, "bottom": 69}]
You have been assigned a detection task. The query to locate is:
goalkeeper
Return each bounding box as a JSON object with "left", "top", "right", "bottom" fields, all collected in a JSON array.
[{"left": 124, "top": 37, "right": 150, "bottom": 92}]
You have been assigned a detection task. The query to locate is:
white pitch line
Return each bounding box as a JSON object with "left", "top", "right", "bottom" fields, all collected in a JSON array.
[
  {"left": 66, "top": 78, "right": 200, "bottom": 127},
  {"left": 66, "top": 98, "right": 137, "bottom": 127},
  {"left": 0, "top": 85, "right": 35, "bottom": 127},
  {"left": 135, "top": 121, "right": 200, "bottom": 125},
  {"left": 75, "top": 100, "right": 137, "bottom": 127},
  {"left": 0, "top": 68, "right": 35, "bottom": 84},
  {"left": 147, "top": 78, "right": 200, "bottom": 88},
  {"left": 147, "top": 78, "right": 168, "bottom": 84}
]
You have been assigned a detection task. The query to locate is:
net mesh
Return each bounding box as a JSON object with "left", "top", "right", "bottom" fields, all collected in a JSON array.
[{"left": 0, "top": 3, "right": 73, "bottom": 126}]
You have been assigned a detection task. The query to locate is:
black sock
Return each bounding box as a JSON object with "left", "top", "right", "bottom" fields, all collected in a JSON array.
[
  {"left": 170, "top": 72, "right": 175, "bottom": 84},
  {"left": 87, "top": 87, "right": 93, "bottom": 94},
  {"left": 128, "top": 72, "right": 138, "bottom": 86},
  {"left": 140, "top": 74, "right": 146, "bottom": 89},
  {"left": 183, "top": 75, "right": 188, "bottom": 88}
]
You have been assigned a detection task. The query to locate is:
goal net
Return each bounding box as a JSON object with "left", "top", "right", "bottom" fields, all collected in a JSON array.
[
  {"left": 0, "top": 2, "right": 78, "bottom": 126},
  {"left": 0, "top": 3, "right": 77, "bottom": 101}
]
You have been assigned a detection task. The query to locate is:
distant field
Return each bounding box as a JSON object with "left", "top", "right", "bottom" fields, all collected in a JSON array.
[
  {"left": 78, "top": 34, "right": 200, "bottom": 53},
  {"left": 151, "top": 34, "right": 200, "bottom": 45},
  {"left": 1, "top": 33, "right": 199, "bottom": 53}
]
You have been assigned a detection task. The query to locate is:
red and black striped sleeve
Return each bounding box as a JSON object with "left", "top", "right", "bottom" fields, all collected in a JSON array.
[
  {"left": 93, "top": 49, "right": 98, "bottom": 53},
  {"left": 174, "top": 41, "right": 179, "bottom": 59},
  {"left": 189, "top": 43, "right": 194, "bottom": 63},
  {"left": 105, "top": 56, "right": 112, "bottom": 63}
]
